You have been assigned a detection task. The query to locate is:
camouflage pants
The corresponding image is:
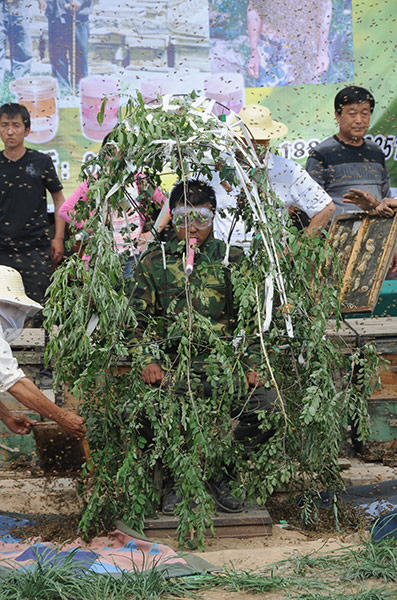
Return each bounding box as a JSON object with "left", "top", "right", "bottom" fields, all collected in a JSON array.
[
  {"left": 139, "top": 377, "right": 279, "bottom": 454},
  {"left": 184, "top": 378, "right": 278, "bottom": 452}
]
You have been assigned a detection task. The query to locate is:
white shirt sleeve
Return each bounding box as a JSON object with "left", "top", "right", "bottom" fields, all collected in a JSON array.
[
  {"left": 290, "top": 163, "right": 333, "bottom": 218},
  {"left": 0, "top": 325, "right": 25, "bottom": 393}
]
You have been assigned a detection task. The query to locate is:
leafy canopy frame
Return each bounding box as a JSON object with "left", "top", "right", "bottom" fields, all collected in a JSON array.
[{"left": 44, "top": 93, "right": 378, "bottom": 549}]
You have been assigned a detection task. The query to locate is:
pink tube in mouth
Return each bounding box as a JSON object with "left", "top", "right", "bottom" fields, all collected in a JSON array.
[{"left": 185, "top": 237, "right": 198, "bottom": 276}]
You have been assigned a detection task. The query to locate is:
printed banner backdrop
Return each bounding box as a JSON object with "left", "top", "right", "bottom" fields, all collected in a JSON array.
[{"left": 0, "top": 0, "right": 395, "bottom": 206}]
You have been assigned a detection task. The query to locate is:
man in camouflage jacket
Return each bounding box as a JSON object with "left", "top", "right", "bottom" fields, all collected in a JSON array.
[{"left": 125, "top": 179, "right": 277, "bottom": 513}]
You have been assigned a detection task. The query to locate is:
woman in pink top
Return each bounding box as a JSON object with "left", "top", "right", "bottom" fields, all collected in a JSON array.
[
  {"left": 59, "top": 172, "right": 170, "bottom": 275},
  {"left": 59, "top": 175, "right": 168, "bottom": 254}
]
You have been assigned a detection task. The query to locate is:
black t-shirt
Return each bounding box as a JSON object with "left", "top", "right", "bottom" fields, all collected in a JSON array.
[{"left": 0, "top": 149, "right": 62, "bottom": 249}]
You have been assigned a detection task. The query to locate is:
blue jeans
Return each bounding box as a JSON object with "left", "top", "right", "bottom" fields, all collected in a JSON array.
[
  {"left": 47, "top": 15, "right": 89, "bottom": 89},
  {"left": 0, "top": 2, "right": 33, "bottom": 78}
]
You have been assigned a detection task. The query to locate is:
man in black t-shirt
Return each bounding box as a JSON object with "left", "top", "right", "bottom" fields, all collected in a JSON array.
[{"left": 0, "top": 103, "right": 65, "bottom": 306}]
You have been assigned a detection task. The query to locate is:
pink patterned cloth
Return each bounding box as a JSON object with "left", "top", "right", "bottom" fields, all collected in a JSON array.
[{"left": 0, "top": 528, "right": 187, "bottom": 574}]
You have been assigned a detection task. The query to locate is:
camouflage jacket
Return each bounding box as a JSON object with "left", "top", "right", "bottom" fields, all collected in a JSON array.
[{"left": 125, "top": 234, "right": 260, "bottom": 369}]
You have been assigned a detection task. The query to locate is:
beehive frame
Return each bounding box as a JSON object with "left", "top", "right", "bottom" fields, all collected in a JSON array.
[{"left": 329, "top": 211, "right": 397, "bottom": 313}]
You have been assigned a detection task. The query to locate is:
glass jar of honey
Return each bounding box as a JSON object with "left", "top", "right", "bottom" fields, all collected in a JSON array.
[{"left": 11, "top": 76, "right": 59, "bottom": 144}]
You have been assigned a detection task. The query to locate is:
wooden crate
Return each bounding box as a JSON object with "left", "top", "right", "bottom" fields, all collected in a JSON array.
[
  {"left": 327, "top": 317, "right": 397, "bottom": 442},
  {"left": 0, "top": 330, "right": 48, "bottom": 464},
  {"left": 366, "top": 399, "right": 397, "bottom": 442}
]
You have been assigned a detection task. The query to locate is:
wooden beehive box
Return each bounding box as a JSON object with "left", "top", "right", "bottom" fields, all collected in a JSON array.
[{"left": 329, "top": 212, "right": 397, "bottom": 314}]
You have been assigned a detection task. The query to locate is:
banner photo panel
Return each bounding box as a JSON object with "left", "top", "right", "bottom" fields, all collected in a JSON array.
[{"left": 0, "top": 0, "right": 395, "bottom": 202}]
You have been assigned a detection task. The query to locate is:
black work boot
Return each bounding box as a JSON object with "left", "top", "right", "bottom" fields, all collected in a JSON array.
[
  {"left": 208, "top": 474, "right": 244, "bottom": 513},
  {"left": 162, "top": 480, "right": 181, "bottom": 516}
]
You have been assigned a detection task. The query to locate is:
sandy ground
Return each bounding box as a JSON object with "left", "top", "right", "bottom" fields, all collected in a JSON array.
[
  {"left": 187, "top": 528, "right": 369, "bottom": 599},
  {"left": 155, "top": 524, "right": 366, "bottom": 572},
  {"left": 0, "top": 462, "right": 395, "bottom": 599},
  {"left": 193, "top": 526, "right": 365, "bottom": 570}
]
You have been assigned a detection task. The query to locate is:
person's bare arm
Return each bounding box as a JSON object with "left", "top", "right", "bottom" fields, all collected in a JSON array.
[
  {"left": 51, "top": 190, "right": 66, "bottom": 266},
  {"left": 247, "top": 3, "right": 262, "bottom": 79},
  {"left": 8, "top": 377, "right": 86, "bottom": 438},
  {"left": 343, "top": 189, "right": 397, "bottom": 217},
  {"left": 306, "top": 202, "right": 335, "bottom": 235}
]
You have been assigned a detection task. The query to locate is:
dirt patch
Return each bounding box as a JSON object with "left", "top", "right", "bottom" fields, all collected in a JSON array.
[
  {"left": 10, "top": 513, "right": 83, "bottom": 543},
  {"left": 265, "top": 493, "right": 367, "bottom": 537},
  {"left": 6, "top": 455, "right": 33, "bottom": 471},
  {"left": 8, "top": 491, "right": 371, "bottom": 546}
]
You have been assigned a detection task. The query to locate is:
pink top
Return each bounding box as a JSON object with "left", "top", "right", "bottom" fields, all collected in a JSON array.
[{"left": 59, "top": 174, "right": 167, "bottom": 255}]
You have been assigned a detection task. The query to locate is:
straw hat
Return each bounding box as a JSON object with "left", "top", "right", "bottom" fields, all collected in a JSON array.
[
  {"left": 238, "top": 104, "right": 288, "bottom": 140},
  {"left": 0, "top": 266, "right": 43, "bottom": 310}
]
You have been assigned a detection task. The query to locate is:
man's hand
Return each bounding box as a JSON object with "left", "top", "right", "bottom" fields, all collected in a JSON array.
[
  {"left": 245, "top": 370, "right": 260, "bottom": 388},
  {"left": 51, "top": 236, "right": 64, "bottom": 267},
  {"left": 38, "top": 0, "right": 47, "bottom": 11},
  {"left": 2, "top": 413, "right": 35, "bottom": 435},
  {"left": 142, "top": 363, "right": 165, "bottom": 385},
  {"left": 376, "top": 198, "right": 397, "bottom": 218},
  {"left": 55, "top": 410, "right": 86, "bottom": 438},
  {"left": 343, "top": 188, "right": 378, "bottom": 212},
  {"left": 247, "top": 49, "right": 260, "bottom": 79},
  {"left": 65, "top": 1, "right": 82, "bottom": 12}
]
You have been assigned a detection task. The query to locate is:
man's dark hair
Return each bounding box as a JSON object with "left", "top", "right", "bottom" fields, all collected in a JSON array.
[
  {"left": 0, "top": 103, "right": 31, "bottom": 129},
  {"left": 334, "top": 86, "right": 375, "bottom": 114},
  {"left": 169, "top": 179, "right": 217, "bottom": 210}
]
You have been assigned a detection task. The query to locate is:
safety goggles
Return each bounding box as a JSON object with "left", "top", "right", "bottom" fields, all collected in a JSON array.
[{"left": 172, "top": 206, "right": 214, "bottom": 230}]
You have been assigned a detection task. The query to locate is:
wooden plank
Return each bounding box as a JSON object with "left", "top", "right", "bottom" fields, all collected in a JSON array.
[
  {"left": 144, "top": 523, "right": 272, "bottom": 539},
  {"left": 338, "top": 215, "right": 370, "bottom": 306},
  {"left": 325, "top": 319, "right": 357, "bottom": 339},
  {"left": 144, "top": 508, "right": 272, "bottom": 539},
  {"left": 325, "top": 318, "right": 397, "bottom": 345},
  {"left": 367, "top": 216, "right": 397, "bottom": 309},
  {"left": 372, "top": 341, "right": 397, "bottom": 354},
  {"left": 347, "top": 317, "right": 397, "bottom": 337},
  {"left": 12, "top": 351, "right": 44, "bottom": 365},
  {"left": 11, "top": 329, "right": 45, "bottom": 347}
]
